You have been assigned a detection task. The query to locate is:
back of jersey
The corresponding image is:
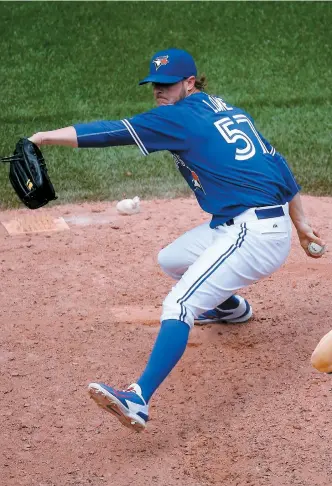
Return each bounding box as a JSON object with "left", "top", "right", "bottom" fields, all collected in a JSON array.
[
  {"left": 124, "top": 91, "right": 299, "bottom": 224},
  {"left": 168, "top": 92, "right": 299, "bottom": 222}
]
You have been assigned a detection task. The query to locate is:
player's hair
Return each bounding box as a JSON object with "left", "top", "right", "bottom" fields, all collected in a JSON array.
[{"left": 195, "top": 74, "right": 207, "bottom": 91}]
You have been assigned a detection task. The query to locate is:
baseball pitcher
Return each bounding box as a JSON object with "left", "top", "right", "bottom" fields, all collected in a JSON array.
[{"left": 27, "top": 48, "right": 325, "bottom": 432}]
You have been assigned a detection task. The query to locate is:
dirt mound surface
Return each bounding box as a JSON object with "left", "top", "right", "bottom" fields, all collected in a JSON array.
[{"left": 1, "top": 195, "right": 331, "bottom": 486}]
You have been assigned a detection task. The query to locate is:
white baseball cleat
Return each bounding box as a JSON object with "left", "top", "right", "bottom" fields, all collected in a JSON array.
[
  {"left": 88, "top": 382, "right": 149, "bottom": 432},
  {"left": 195, "top": 295, "right": 252, "bottom": 324}
]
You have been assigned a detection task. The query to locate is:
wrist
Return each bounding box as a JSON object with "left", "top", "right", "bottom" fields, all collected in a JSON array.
[{"left": 294, "top": 219, "right": 310, "bottom": 231}]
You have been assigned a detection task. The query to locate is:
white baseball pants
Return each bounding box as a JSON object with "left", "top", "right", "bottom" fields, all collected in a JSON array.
[{"left": 159, "top": 203, "right": 292, "bottom": 328}]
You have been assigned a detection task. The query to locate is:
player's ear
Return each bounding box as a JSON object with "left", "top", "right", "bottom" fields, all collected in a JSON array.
[{"left": 187, "top": 76, "right": 196, "bottom": 91}]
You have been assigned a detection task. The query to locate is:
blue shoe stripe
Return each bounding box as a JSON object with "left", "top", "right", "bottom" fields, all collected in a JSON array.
[
  {"left": 97, "top": 384, "right": 145, "bottom": 408},
  {"left": 197, "top": 308, "right": 234, "bottom": 320},
  {"left": 137, "top": 411, "right": 149, "bottom": 422},
  {"left": 177, "top": 224, "right": 247, "bottom": 321}
]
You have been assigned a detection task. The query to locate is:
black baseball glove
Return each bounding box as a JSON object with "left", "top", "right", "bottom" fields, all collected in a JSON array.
[{"left": 0, "top": 138, "right": 57, "bottom": 209}]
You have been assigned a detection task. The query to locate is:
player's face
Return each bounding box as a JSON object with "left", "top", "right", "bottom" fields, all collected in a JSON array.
[{"left": 152, "top": 77, "right": 195, "bottom": 106}]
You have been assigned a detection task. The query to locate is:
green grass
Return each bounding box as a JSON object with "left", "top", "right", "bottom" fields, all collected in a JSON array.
[{"left": 0, "top": 1, "right": 331, "bottom": 208}]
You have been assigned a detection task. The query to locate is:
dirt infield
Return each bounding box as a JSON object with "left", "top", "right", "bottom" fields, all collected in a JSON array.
[{"left": 1, "top": 195, "right": 332, "bottom": 486}]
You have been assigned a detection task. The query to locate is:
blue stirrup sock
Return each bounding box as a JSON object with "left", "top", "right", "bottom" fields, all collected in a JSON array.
[{"left": 137, "top": 319, "right": 190, "bottom": 403}]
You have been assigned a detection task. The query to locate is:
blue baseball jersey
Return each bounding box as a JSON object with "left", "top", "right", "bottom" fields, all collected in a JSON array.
[{"left": 74, "top": 92, "right": 299, "bottom": 227}]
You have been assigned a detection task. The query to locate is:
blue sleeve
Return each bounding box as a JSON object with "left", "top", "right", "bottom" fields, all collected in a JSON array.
[
  {"left": 74, "top": 120, "right": 134, "bottom": 148},
  {"left": 73, "top": 106, "right": 187, "bottom": 156},
  {"left": 277, "top": 152, "right": 301, "bottom": 193},
  {"left": 124, "top": 106, "right": 188, "bottom": 155}
]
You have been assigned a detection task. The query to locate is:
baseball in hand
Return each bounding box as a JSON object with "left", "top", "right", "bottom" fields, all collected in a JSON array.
[
  {"left": 307, "top": 242, "right": 325, "bottom": 256},
  {"left": 116, "top": 196, "right": 141, "bottom": 215}
]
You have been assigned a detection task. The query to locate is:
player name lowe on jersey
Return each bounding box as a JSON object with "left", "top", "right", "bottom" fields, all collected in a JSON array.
[{"left": 74, "top": 92, "right": 299, "bottom": 227}]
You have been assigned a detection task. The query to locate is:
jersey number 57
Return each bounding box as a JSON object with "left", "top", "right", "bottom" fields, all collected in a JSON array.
[{"left": 214, "top": 114, "right": 268, "bottom": 161}]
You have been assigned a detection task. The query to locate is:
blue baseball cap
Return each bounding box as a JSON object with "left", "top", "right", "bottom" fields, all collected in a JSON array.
[{"left": 139, "top": 48, "right": 197, "bottom": 85}]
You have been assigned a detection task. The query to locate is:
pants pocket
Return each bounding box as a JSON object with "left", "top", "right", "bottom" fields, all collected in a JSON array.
[{"left": 246, "top": 217, "right": 291, "bottom": 238}]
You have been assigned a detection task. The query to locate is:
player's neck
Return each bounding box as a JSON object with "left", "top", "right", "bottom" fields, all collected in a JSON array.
[{"left": 186, "top": 88, "right": 200, "bottom": 98}]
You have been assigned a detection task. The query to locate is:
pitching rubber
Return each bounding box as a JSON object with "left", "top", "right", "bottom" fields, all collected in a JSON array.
[{"left": 88, "top": 383, "right": 146, "bottom": 433}]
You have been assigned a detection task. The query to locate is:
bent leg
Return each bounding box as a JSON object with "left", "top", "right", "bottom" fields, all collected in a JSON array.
[
  {"left": 158, "top": 222, "right": 214, "bottom": 280},
  {"left": 158, "top": 223, "right": 251, "bottom": 319},
  {"left": 161, "top": 222, "right": 291, "bottom": 328},
  {"left": 88, "top": 219, "right": 291, "bottom": 428}
]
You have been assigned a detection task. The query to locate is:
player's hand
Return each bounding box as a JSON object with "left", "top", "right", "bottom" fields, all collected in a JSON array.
[
  {"left": 295, "top": 221, "right": 325, "bottom": 258},
  {"left": 28, "top": 132, "right": 43, "bottom": 146}
]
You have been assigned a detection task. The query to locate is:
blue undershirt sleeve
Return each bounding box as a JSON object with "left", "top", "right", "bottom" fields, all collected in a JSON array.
[
  {"left": 73, "top": 105, "right": 186, "bottom": 156},
  {"left": 73, "top": 120, "right": 134, "bottom": 148}
]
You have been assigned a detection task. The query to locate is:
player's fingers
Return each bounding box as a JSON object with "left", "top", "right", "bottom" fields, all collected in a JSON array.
[
  {"left": 304, "top": 240, "right": 327, "bottom": 259},
  {"left": 306, "top": 250, "right": 323, "bottom": 259},
  {"left": 310, "top": 234, "right": 325, "bottom": 247},
  {"left": 28, "top": 133, "right": 42, "bottom": 147},
  {"left": 302, "top": 244, "right": 319, "bottom": 258},
  {"left": 304, "top": 228, "right": 325, "bottom": 247},
  {"left": 311, "top": 229, "right": 326, "bottom": 246}
]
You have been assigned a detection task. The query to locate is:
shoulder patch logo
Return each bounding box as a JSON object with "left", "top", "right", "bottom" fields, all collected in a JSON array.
[{"left": 153, "top": 55, "right": 169, "bottom": 71}]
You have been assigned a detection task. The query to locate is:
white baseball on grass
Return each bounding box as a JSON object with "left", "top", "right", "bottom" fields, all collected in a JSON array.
[
  {"left": 116, "top": 196, "right": 141, "bottom": 215},
  {"left": 307, "top": 242, "right": 325, "bottom": 256}
]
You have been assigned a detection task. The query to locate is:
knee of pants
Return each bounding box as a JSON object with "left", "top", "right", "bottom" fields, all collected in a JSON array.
[
  {"left": 158, "top": 246, "right": 183, "bottom": 280},
  {"left": 160, "top": 291, "right": 195, "bottom": 329}
]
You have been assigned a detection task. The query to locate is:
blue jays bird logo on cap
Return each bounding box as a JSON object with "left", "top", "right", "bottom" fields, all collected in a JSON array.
[
  {"left": 139, "top": 48, "right": 197, "bottom": 85},
  {"left": 153, "top": 55, "right": 169, "bottom": 71}
]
